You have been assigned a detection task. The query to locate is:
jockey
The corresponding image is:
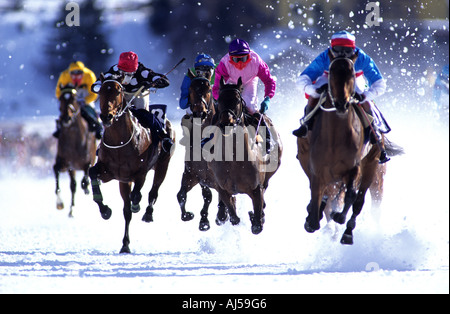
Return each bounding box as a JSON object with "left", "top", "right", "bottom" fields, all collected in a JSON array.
[
  {"left": 179, "top": 53, "right": 216, "bottom": 145},
  {"left": 54, "top": 61, "right": 103, "bottom": 139},
  {"left": 292, "top": 30, "right": 390, "bottom": 163},
  {"left": 91, "top": 51, "right": 173, "bottom": 152},
  {"left": 212, "top": 38, "right": 276, "bottom": 153}
]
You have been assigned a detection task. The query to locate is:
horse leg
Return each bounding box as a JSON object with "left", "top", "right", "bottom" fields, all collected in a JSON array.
[
  {"left": 199, "top": 184, "right": 212, "bottom": 231},
  {"left": 218, "top": 189, "right": 240, "bottom": 226},
  {"left": 88, "top": 163, "right": 112, "bottom": 220},
  {"left": 248, "top": 185, "right": 264, "bottom": 235},
  {"left": 304, "top": 177, "right": 324, "bottom": 233},
  {"left": 81, "top": 164, "right": 90, "bottom": 195},
  {"left": 142, "top": 154, "right": 171, "bottom": 223},
  {"left": 119, "top": 182, "right": 132, "bottom": 254},
  {"left": 130, "top": 177, "right": 145, "bottom": 214},
  {"left": 331, "top": 167, "right": 360, "bottom": 225},
  {"left": 176, "top": 170, "right": 196, "bottom": 222},
  {"left": 215, "top": 199, "right": 229, "bottom": 226},
  {"left": 68, "top": 169, "right": 76, "bottom": 218},
  {"left": 53, "top": 161, "right": 64, "bottom": 210}
]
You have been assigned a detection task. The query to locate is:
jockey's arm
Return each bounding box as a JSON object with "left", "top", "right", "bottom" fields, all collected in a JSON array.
[
  {"left": 363, "top": 78, "right": 386, "bottom": 101},
  {"left": 82, "top": 70, "right": 98, "bottom": 104},
  {"left": 179, "top": 75, "right": 191, "bottom": 109},
  {"left": 257, "top": 60, "right": 276, "bottom": 99}
]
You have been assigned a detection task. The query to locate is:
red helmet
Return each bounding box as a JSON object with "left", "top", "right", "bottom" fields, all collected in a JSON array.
[{"left": 118, "top": 51, "right": 138, "bottom": 72}]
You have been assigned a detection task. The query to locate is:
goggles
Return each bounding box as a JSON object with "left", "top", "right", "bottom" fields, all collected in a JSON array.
[
  {"left": 331, "top": 46, "right": 355, "bottom": 58},
  {"left": 230, "top": 54, "right": 249, "bottom": 63},
  {"left": 70, "top": 70, "right": 83, "bottom": 75}
]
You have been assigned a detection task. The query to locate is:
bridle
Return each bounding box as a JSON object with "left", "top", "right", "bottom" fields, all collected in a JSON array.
[
  {"left": 189, "top": 76, "right": 213, "bottom": 120},
  {"left": 218, "top": 85, "right": 245, "bottom": 127},
  {"left": 325, "top": 57, "right": 357, "bottom": 112},
  {"left": 59, "top": 87, "right": 80, "bottom": 126}
]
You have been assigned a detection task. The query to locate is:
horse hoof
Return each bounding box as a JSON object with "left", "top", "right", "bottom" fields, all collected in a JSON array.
[
  {"left": 199, "top": 221, "right": 210, "bottom": 232},
  {"left": 100, "top": 206, "right": 112, "bottom": 220},
  {"left": 304, "top": 220, "right": 319, "bottom": 233},
  {"left": 142, "top": 212, "right": 153, "bottom": 223},
  {"left": 215, "top": 215, "right": 228, "bottom": 226},
  {"left": 331, "top": 212, "right": 346, "bottom": 225},
  {"left": 251, "top": 224, "right": 263, "bottom": 235},
  {"left": 120, "top": 246, "right": 131, "bottom": 254},
  {"left": 230, "top": 216, "right": 240, "bottom": 226},
  {"left": 181, "top": 212, "right": 194, "bottom": 222},
  {"left": 131, "top": 203, "right": 140, "bottom": 213},
  {"left": 340, "top": 233, "right": 353, "bottom": 245},
  {"left": 57, "top": 203, "right": 64, "bottom": 210},
  {"left": 83, "top": 189, "right": 90, "bottom": 195}
]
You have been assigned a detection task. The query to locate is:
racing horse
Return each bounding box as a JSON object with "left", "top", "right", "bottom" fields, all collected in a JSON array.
[
  {"left": 176, "top": 70, "right": 229, "bottom": 231},
  {"left": 298, "top": 55, "right": 402, "bottom": 244},
  {"left": 207, "top": 77, "right": 282, "bottom": 234},
  {"left": 53, "top": 84, "right": 96, "bottom": 217},
  {"left": 89, "top": 75, "right": 175, "bottom": 253}
]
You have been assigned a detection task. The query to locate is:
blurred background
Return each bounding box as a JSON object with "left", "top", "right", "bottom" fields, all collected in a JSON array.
[{"left": 0, "top": 0, "right": 448, "bottom": 175}]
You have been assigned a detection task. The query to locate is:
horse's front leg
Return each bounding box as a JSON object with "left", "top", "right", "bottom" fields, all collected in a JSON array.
[
  {"left": 331, "top": 167, "right": 360, "bottom": 225},
  {"left": 119, "top": 182, "right": 132, "bottom": 254},
  {"left": 176, "top": 169, "right": 196, "bottom": 222},
  {"left": 89, "top": 162, "right": 112, "bottom": 220},
  {"left": 68, "top": 169, "right": 76, "bottom": 218},
  {"left": 81, "top": 164, "right": 91, "bottom": 195},
  {"left": 249, "top": 185, "right": 264, "bottom": 235},
  {"left": 304, "top": 176, "right": 324, "bottom": 233},
  {"left": 53, "top": 160, "right": 64, "bottom": 210},
  {"left": 142, "top": 153, "right": 171, "bottom": 223},
  {"left": 130, "top": 177, "right": 146, "bottom": 214},
  {"left": 199, "top": 185, "right": 212, "bottom": 231},
  {"left": 218, "top": 188, "right": 240, "bottom": 226}
]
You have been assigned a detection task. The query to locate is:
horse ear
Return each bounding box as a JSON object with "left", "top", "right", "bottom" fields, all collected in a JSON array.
[
  {"left": 237, "top": 77, "right": 242, "bottom": 87},
  {"left": 327, "top": 48, "right": 335, "bottom": 61},
  {"left": 351, "top": 50, "right": 359, "bottom": 63},
  {"left": 100, "top": 72, "right": 105, "bottom": 82},
  {"left": 187, "top": 68, "right": 196, "bottom": 79}
]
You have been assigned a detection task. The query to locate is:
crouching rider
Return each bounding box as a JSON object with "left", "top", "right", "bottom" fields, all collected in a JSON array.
[
  {"left": 292, "top": 31, "right": 391, "bottom": 163},
  {"left": 54, "top": 61, "right": 103, "bottom": 139},
  {"left": 92, "top": 51, "right": 173, "bottom": 152}
]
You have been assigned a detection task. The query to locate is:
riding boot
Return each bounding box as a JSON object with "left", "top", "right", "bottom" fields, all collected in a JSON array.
[
  {"left": 292, "top": 97, "right": 319, "bottom": 138},
  {"left": 81, "top": 105, "right": 103, "bottom": 139},
  {"left": 179, "top": 114, "right": 192, "bottom": 146},
  {"left": 155, "top": 127, "right": 174, "bottom": 153},
  {"left": 363, "top": 102, "right": 390, "bottom": 164},
  {"left": 52, "top": 119, "right": 61, "bottom": 138}
]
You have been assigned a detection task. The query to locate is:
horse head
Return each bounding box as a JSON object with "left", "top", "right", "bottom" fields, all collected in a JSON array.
[
  {"left": 188, "top": 69, "right": 213, "bottom": 120},
  {"left": 98, "top": 74, "right": 125, "bottom": 127},
  {"left": 328, "top": 51, "right": 358, "bottom": 113},
  {"left": 58, "top": 83, "right": 79, "bottom": 126},
  {"left": 217, "top": 76, "right": 244, "bottom": 130}
]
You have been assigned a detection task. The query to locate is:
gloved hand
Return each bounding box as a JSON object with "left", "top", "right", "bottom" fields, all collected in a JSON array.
[
  {"left": 305, "top": 84, "right": 320, "bottom": 98},
  {"left": 259, "top": 96, "right": 270, "bottom": 114}
]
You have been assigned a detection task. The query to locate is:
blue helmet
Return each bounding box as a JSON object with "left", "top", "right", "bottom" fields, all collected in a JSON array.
[{"left": 194, "top": 53, "right": 215, "bottom": 68}]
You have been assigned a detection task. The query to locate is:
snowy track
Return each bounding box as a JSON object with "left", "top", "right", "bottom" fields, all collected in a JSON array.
[{"left": 1, "top": 113, "right": 448, "bottom": 294}]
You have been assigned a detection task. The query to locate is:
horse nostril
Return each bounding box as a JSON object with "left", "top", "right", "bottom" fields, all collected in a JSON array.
[{"left": 107, "top": 114, "right": 113, "bottom": 121}]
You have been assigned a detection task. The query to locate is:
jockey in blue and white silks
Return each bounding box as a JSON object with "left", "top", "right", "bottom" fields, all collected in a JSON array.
[{"left": 293, "top": 30, "right": 390, "bottom": 163}]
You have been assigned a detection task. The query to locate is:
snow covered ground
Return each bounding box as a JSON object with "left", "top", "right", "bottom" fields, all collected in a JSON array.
[{"left": 0, "top": 1, "right": 448, "bottom": 295}]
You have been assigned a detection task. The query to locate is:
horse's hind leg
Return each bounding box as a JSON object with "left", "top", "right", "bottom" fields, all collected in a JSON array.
[
  {"left": 89, "top": 163, "right": 112, "bottom": 220},
  {"left": 130, "top": 177, "right": 145, "bottom": 214},
  {"left": 68, "top": 169, "right": 76, "bottom": 218},
  {"left": 218, "top": 189, "right": 240, "bottom": 226},
  {"left": 176, "top": 171, "right": 197, "bottom": 222},
  {"left": 119, "top": 182, "right": 132, "bottom": 254},
  {"left": 199, "top": 185, "right": 212, "bottom": 231},
  {"left": 215, "top": 199, "right": 229, "bottom": 226},
  {"left": 53, "top": 161, "right": 64, "bottom": 210},
  {"left": 81, "top": 164, "right": 91, "bottom": 195}
]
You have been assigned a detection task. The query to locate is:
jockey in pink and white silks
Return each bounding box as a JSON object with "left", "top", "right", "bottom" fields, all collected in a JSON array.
[
  {"left": 292, "top": 31, "right": 390, "bottom": 163},
  {"left": 213, "top": 39, "right": 276, "bottom": 115}
]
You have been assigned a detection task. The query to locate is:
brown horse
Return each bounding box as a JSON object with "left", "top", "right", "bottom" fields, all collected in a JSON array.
[
  {"left": 297, "top": 56, "right": 402, "bottom": 244},
  {"left": 176, "top": 71, "right": 229, "bottom": 231},
  {"left": 53, "top": 84, "right": 96, "bottom": 217},
  {"left": 207, "top": 77, "right": 282, "bottom": 234},
  {"left": 89, "top": 76, "right": 175, "bottom": 253}
]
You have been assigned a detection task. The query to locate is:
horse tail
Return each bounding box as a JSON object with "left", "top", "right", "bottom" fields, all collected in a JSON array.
[{"left": 384, "top": 136, "right": 405, "bottom": 157}]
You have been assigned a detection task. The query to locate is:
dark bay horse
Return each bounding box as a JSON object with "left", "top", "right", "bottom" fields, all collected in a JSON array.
[
  {"left": 297, "top": 56, "right": 403, "bottom": 244},
  {"left": 207, "top": 77, "right": 282, "bottom": 234},
  {"left": 53, "top": 84, "right": 96, "bottom": 217},
  {"left": 176, "top": 70, "right": 229, "bottom": 231},
  {"left": 89, "top": 76, "right": 175, "bottom": 253}
]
